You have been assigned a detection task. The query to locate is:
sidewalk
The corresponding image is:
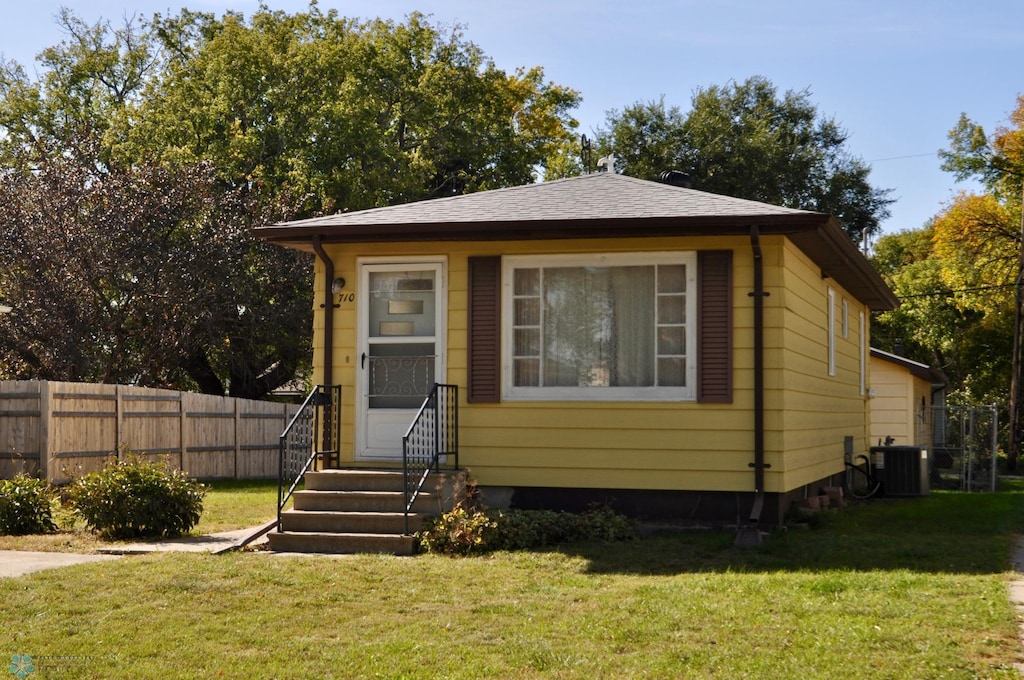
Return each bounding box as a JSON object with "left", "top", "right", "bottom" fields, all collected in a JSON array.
[
  {"left": 1010, "top": 536, "right": 1024, "bottom": 676},
  {"left": 0, "top": 521, "right": 274, "bottom": 578}
]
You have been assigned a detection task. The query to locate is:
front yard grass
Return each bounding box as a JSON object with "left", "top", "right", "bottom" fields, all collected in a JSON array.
[
  {"left": 2, "top": 488, "right": 1024, "bottom": 677},
  {"left": 0, "top": 479, "right": 278, "bottom": 552}
]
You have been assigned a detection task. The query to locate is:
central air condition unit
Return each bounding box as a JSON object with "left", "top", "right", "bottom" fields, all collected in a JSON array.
[{"left": 870, "top": 446, "right": 930, "bottom": 497}]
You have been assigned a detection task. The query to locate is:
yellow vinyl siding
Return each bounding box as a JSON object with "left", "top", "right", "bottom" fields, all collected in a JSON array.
[
  {"left": 311, "top": 233, "right": 872, "bottom": 495},
  {"left": 774, "top": 238, "right": 869, "bottom": 490},
  {"left": 869, "top": 357, "right": 932, "bottom": 447}
]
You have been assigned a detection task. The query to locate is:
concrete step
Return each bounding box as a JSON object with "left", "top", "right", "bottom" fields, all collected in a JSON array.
[
  {"left": 279, "top": 510, "right": 422, "bottom": 534},
  {"left": 304, "top": 469, "right": 406, "bottom": 492},
  {"left": 292, "top": 489, "right": 438, "bottom": 514},
  {"left": 266, "top": 530, "right": 417, "bottom": 556}
]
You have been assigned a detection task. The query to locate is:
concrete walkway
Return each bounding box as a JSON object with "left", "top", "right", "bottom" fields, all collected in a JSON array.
[
  {"left": 1009, "top": 536, "right": 1024, "bottom": 675},
  {"left": 0, "top": 521, "right": 274, "bottom": 578},
  {"left": 0, "top": 551, "right": 121, "bottom": 578}
]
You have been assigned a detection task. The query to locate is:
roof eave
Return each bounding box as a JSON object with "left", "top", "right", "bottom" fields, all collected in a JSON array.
[{"left": 254, "top": 212, "right": 897, "bottom": 311}]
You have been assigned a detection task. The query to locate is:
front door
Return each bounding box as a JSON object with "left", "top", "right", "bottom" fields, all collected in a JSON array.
[{"left": 357, "top": 261, "right": 446, "bottom": 461}]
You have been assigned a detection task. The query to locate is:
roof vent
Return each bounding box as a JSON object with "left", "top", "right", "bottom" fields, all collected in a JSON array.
[{"left": 659, "top": 170, "right": 692, "bottom": 188}]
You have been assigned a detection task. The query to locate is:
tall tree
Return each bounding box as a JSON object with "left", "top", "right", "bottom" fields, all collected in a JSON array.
[
  {"left": 0, "top": 6, "right": 581, "bottom": 397},
  {"left": 113, "top": 7, "right": 580, "bottom": 214},
  {"left": 596, "top": 77, "right": 893, "bottom": 242},
  {"left": 934, "top": 95, "right": 1024, "bottom": 465},
  {"left": 871, "top": 226, "right": 1011, "bottom": 406},
  {"left": 0, "top": 128, "right": 310, "bottom": 397}
]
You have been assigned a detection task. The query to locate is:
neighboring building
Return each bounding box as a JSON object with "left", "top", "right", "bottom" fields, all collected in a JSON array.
[
  {"left": 255, "top": 172, "right": 898, "bottom": 526},
  {"left": 869, "top": 348, "right": 947, "bottom": 448}
]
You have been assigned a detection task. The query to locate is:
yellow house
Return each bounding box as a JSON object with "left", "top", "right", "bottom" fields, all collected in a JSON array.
[
  {"left": 255, "top": 172, "right": 898, "bottom": 527},
  {"left": 869, "top": 348, "right": 946, "bottom": 448}
]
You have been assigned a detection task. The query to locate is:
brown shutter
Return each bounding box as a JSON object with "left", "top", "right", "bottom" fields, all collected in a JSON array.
[
  {"left": 697, "top": 250, "right": 733, "bottom": 403},
  {"left": 468, "top": 256, "right": 501, "bottom": 403}
]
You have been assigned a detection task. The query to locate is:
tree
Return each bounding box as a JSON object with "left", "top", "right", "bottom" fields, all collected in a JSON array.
[
  {"left": 0, "top": 128, "right": 311, "bottom": 398},
  {"left": 113, "top": 8, "right": 580, "bottom": 214},
  {"left": 596, "top": 77, "right": 893, "bottom": 242},
  {"left": 934, "top": 95, "right": 1024, "bottom": 466},
  {"left": 0, "top": 6, "right": 581, "bottom": 397},
  {"left": 871, "top": 226, "right": 1011, "bottom": 406}
]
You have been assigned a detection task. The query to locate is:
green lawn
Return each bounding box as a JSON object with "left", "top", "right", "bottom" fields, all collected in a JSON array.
[
  {"left": 1, "top": 487, "right": 1024, "bottom": 678},
  {"left": 0, "top": 479, "right": 280, "bottom": 553}
]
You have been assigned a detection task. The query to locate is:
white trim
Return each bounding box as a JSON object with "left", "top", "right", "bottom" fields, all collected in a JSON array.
[
  {"left": 827, "top": 287, "right": 836, "bottom": 377},
  {"left": 501, "top": 251, "right": 697, "bottom": 402}
]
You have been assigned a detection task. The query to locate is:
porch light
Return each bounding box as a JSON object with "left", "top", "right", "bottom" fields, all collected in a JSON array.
[{"left": 331, "top": 278, "right": 346, "bottom": 295}]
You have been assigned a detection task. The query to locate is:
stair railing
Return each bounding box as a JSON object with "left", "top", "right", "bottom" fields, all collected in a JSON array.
[
  {"left": 277, "top": 385, "right": 341, "bottom": 530},
  {"left": 402, "top": 383, "right": 459, "bottom": 534}
]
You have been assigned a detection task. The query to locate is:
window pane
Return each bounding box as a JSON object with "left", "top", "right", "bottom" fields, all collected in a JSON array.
[
  {"left": 514, "top": 297, "right": 540, "bottom": 326},
  {"left": 514, "top": 358, "right": 540, "bottom": 386},
  {"left": 368, "top": 270, "right": 435, "bottom": 337},
  {"left": 658, "top": 265, "right": 687, "bottom": 293},
  {"left": 514, "top": 268, "right": 540, "bottom": 296},
  {"left": 658, "top": 326, "right": 686, "bottom": 355},
  {"left": 541, "top": 265, "right": 655, "bottom": 388},
  {"left": 514, "top": 328, "right": 540, "bottom": 356},
  {"left": 658, "top": 357, "right": 686, "bottom": 387},
  {"left": 657, "top": 295, "right": 686, "bottom": 325},
  {"left": 506, "top": 255, "right": 695, "bottom": 396}
]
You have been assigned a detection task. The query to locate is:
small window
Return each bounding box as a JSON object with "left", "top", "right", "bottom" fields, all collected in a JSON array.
[
  {"left": 503, "top": 252, "right": 697, "bottom": 400},
  {"left": 827, "top": 288, "right": 836, "bottom": 377},
  {"left": 842, "top": 298, "right": 849, "bottom": 339}
]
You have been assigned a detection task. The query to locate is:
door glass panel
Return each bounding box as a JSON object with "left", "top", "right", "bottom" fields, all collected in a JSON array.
[
  {"left": 369, "top": 271, "right": 436, "bottom": 337},
  {"left": 368, "top": 343, "right": 435, "bottom": 409}
]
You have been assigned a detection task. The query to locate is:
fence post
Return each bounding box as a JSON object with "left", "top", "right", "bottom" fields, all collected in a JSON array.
[
  {"left": 39, "top": 381, "right": 52, "bottom": 483},
  {"left": 179, "top": 392, "right": 188, "bottom": 472},
  {"left": 234, "top": 397, "right": 242, "bottom": 481},
  {"left": 115, "top": 384, "right": 123, "bottom": 460}
]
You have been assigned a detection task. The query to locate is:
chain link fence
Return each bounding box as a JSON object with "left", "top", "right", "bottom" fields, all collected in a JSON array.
[{"left": 927, "top": 404, "right": 999, "bottom": 492}]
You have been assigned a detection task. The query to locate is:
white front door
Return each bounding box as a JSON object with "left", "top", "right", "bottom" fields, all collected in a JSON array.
[{"left": 357, "top": 260, "right": 446, "bottom": 461}]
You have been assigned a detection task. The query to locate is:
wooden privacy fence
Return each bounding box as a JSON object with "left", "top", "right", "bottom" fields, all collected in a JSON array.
[{"left": 0, "top": 381, "right": 299, "bottom": 483}]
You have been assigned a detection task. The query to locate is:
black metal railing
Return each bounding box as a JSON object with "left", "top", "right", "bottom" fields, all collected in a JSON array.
[
  {"left": 402, "top": 383, "right": 459, "bottom": 534},
  {"left": 277, "top": 385, "right": 341, "bottom": 530}
]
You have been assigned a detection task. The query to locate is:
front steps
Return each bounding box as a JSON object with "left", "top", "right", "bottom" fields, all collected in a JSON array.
[{"left": 267, "top": 469, "right": 453, "bottom": 556}]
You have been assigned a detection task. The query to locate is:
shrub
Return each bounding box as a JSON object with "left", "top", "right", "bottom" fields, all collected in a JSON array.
[
  {"left": 67, "top": 456, "right": 206, "bottom": 540},
  {"left": 483, "top": 505, "right": 636, "bottom": 551},
  {"left": 419, "top": 502, "right": 635, "bottom": 556},
  {"left": 0, "top": 475, "right": 57, "bottom": 536},
  {"left": 417, "top": 504, "right": 497, "bottom": 555}
]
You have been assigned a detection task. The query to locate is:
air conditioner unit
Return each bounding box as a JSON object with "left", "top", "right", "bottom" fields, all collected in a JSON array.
[{"left": 870, "top": 446, "right": 930, "bottom": 497}]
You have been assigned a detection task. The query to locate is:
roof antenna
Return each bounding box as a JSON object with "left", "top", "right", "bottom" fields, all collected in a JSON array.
[{"left": 581, "top": 134, "right": 593, "bottom": 174}]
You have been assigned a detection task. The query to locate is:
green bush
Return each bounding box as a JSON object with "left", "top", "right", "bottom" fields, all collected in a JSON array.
[
  {"left": 419, "top": 503, "right": 635, "bottom": 556},
  {"left": 67, "top": 457, "right": 206, "bottom": 540},
  {"left": 0, "top": 475, "right": 58, "bottom": 536},
  {"left": 417, "top": 504, "right": 497, "bottom": 555}
]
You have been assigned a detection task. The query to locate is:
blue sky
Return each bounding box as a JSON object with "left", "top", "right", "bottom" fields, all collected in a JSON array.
[{"left": 3, "top": 0, "right": 1022, "bottom": 238}]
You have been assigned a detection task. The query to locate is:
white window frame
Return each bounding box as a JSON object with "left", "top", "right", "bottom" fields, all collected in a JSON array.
[
  {"left": 842, "top": 298, "right": 850, "bottom": 339},
  {"left": 827, "top": 287, "right": 837, "bottom": 377},
  {"left": 501, "top": 251, "right": 698, "bottom": 402}
]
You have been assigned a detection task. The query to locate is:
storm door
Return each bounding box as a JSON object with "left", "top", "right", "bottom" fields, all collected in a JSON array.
[{"left": 357, "top": 261, "right": 446, "bottom": 460}]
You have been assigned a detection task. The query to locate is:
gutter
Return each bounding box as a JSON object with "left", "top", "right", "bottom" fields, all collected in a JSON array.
[
  {"left": 311, "top": 235, "right": 335, "bottom": 388},
  {"left": 748, "top": 226, "right": 768, "bottom": 524}
]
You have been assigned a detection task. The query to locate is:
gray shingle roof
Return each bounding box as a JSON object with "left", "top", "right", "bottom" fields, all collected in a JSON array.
[
  {"left": 271, "top": 172, "right": 818, "bottom": 229},
  {"left": 253, "top": 172, "right": 897, "bottom": 310}
]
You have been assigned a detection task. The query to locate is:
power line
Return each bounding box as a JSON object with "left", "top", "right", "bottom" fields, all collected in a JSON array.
[
  {"left": 868, "top": 152, "right": 939, "bottom": 163},
  {"left": 895, "top": 282, "right": 1016, "bottom": 300}
]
